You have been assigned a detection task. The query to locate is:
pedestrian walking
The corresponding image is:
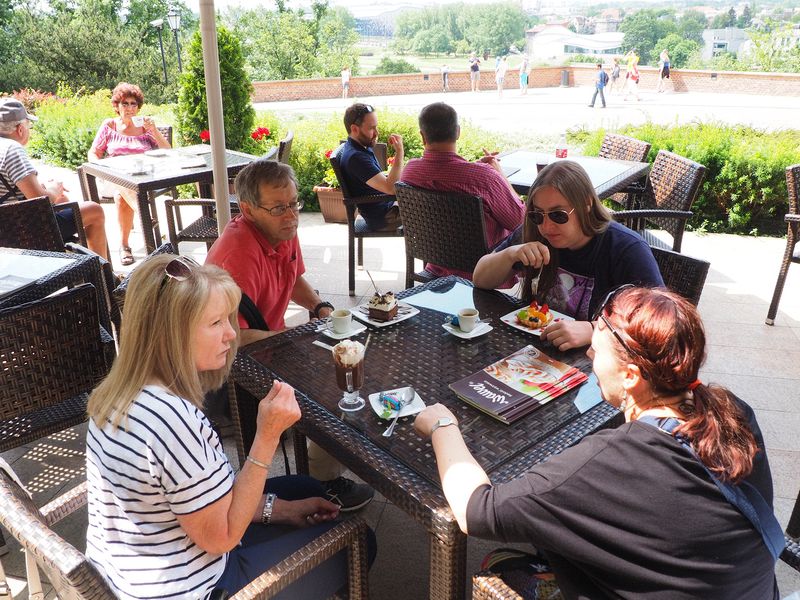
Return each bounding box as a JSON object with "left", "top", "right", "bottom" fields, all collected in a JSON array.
[
  {"left": 657, "top": 50, "right": 671, "bottom": 93},
  {"left": 469, "top": 53, "right": 481, "bottom": 92},
  {"left": 608, "top": 58, "right": 621, "bottom": 94},
  {"left": 441, "top": 64, "right": 450, "bottom": 92},
  {"left": 341, "top": 66, "right": 351, "bottom": 99},
  {"left": 519, "top": 56, "right": 529, "bottom": 95},
  {"left": 588, "top": 63, "right": 608, "bottom": 108},
  {"left": 496, "top": 56, "right": 508, "bottom": 98}
]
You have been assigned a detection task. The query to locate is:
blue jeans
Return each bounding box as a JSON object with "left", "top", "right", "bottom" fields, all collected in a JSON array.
[{"left": 213, "top": 475, "right": 376, "bottom": 599}]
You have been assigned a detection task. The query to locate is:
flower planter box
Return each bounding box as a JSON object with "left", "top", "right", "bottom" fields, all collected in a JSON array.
[{"left": 314, "top": 185, "right": 348, "bottom": 224}]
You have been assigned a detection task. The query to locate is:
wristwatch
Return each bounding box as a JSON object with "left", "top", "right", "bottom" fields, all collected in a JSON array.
[
  {"left": 430, "top": 417, "right": 456, "bottom": 435},
  {"left": 313, "top": 301, "right": 334, "bottom": 318}
]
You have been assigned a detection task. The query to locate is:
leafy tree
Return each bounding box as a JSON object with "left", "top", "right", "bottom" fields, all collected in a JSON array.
[
  {"left": 655, "top": 33, "right": 699, "bottom": 68},
  {"left": 711, "top": 8, "right": 736, "bottom": 29},
  {"left": 677, "top": 10, "right": 707, "bottom": 45},
  {"left": 737, "top": 5, "right": 752, "bottom": 29},
  {"left": 371, "top": 57, "right": 420, "bottom": 75},
  {"left": 175, "top": 25, "right": 254, "bottom": 151},
  {"left": 619, "top": 9, "right": 677, "bottom": 65}
]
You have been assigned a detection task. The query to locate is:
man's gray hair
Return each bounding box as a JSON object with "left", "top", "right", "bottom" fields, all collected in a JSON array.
[
  {"left": 0, "top": 119, "right": 24, "bottom": 136},
  {"left": 234, "top": 159, "right": 298, "bottom": 209}
]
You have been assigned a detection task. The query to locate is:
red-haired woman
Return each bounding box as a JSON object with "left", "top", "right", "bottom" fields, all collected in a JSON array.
[
  {"left": 88, "top": 82, "right": 171, "bottom": 266},
  {"left": 416, "top": 287, "right": 781, "bottom": 599}
]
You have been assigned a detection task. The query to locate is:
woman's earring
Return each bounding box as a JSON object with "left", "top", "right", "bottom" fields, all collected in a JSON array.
[{"left": 619, "top": 391, "right": 628, "bottom": 412}]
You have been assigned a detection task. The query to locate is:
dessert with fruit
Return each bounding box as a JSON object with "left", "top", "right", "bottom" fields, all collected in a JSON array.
[{"left": 516, "top": 300, "right": 553, "bottom": 330}]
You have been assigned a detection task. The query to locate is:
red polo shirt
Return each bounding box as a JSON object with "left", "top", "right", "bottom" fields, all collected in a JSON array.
[
  {"left": 401, "top": 150, "right": 524, "bottom": 279},
  {"left": 206, "top": 214, "right": 305, "bottom": 331}
]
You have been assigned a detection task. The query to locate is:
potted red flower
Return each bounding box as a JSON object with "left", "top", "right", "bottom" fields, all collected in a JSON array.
[{"left": 313, "top": 149, "right": 347, "bottom": 224}]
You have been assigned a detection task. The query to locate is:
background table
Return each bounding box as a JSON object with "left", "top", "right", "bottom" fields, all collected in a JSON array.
[
  {"left": 79, "top": 146, "right": 256, "bottom": 253},
  {"left": 500, "top": 150, "right": 650, "bottom": 197},
  {"left": 0, "top": 248, "right": 112, "bottom": 332},
  {"left": 231, "top": 277, "right": 622, "bottom": 599}
]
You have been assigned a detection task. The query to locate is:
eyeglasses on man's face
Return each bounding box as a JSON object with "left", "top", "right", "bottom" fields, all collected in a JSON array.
[
  {"left": 254, "top": 199, "right": 304, "bottom": 217},
  {"left": 527, "top": 207, "right": 575, "bottom": 225}
]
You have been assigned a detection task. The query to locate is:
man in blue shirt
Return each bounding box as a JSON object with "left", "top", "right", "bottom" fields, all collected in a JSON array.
[{"left": 336, "top": 103, "right": 405, "bottom": 231}]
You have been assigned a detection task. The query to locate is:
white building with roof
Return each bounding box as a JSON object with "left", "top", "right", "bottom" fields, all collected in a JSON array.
[{"left": 525, "top": 23, "right": 624, "bottom": 63}]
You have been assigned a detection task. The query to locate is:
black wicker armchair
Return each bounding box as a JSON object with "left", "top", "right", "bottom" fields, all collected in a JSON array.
[
  {"left": 612, "top": 150, "right": 706, "bottom": 253},
  {"left": 394, "top": 182, "right": 488, "bottom": 289},
  {"left": 765, "top": 164, "right": 799, "bottom": 326},
  {"left": 650, "top": 246, "right": 710, "bottom": 306},
  {"left": 329, "top": 143, "right": 405, "bottom": 296}
]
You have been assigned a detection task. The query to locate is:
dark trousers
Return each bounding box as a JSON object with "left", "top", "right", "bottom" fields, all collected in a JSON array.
[
  {"left": 214, "top": 475, "right": 376, "bottom": 599},
  {"left": 590, "top": 86, "right": 606, "bottom": 107}
]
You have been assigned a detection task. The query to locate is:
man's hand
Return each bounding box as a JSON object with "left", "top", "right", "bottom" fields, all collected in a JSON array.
[
  {"left": 271, "top": 497, "right": 340, "bottom": 528},
  {"left": 477, "top": 147, "right": 503, "bottom": 174},
  {"left": 44, "top": 180, "right": 68, "bottom": 204},
  {"left": 255, "top": 381, "right": 301, "bottom": 441},
  {"left": 387, "top": 133, "right": 404, "bottom": 159},
  {"left": 414, "top": 403, "right": 458, "bottom": 438},
  {"left": 317, "top": 306, "right": 333, "bottom": 319},
  {"left": 541, "top": 320, "right": 593, "bottom": 352}
]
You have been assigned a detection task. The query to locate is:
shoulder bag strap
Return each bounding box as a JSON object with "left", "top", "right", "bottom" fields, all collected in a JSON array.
[
  {"left": 638, "top": 415, "right": 785, "bottom": 562},
  {"left": 238, "top": 292, "right": 269, "bottom": 332}
]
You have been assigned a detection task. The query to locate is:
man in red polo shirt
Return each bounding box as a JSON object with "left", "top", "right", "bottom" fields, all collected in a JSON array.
[
  {"left": 400, "top": 102, "right": 524, "bottom": 279},
  {"left": 206, "top": 159, "right": 374, "bottom": 512}
]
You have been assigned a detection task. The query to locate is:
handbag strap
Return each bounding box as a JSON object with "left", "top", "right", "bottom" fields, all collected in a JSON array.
[
  {"left": 238, "top": 292, "right": 269, "bottom": 332},
  {"left": 638, "top": 415, "right": 785, "bottom": 562}
]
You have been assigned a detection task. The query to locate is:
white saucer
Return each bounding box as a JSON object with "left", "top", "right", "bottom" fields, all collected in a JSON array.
[
  {"left": 368, "top": 387, "right": 426, "bottom": 420},
  {"left": 442, "top": 322, "right": 492, "bottom": 339},
  {"left": 320, "top": 322, "right": 367, "bottom": 340},
  {"left": 144, "top": 149, "right": 169, "bottom": 157}
]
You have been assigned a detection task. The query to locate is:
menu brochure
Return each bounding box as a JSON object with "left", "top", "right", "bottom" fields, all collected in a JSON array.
[{"left": 449, "top": 345, "right": 588, "bottom": 424}]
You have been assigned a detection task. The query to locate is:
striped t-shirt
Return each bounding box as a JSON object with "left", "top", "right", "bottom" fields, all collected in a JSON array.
[
  {"left": 0, "top": 136, "right": 35, "bottom": 203},
  {"left": 86, "top": 385, "right": 234, "bottom": 600}
]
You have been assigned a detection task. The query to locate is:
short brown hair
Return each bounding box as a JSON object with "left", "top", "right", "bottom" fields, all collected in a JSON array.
[
  {"left": 343, "top": 103, "right": 375, "bottom": 134},
  {"left": 235, "top": 159, "right": 298, "bottom": 209},
  {"left": 111, "top": 82, "right": 144, "bottom": 113}
]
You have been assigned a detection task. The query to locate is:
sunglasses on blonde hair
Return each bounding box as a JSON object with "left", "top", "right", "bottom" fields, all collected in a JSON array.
[{"left": 159, "top": 256, "right": 200, "bottom": 292}]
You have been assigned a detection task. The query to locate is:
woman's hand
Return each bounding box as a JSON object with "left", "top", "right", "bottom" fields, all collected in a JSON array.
[
  {"left": 414, "top": 403, "right": 458, "bottom": 438},
  {"left": 142, "top": 117, "right": 157, "bottom": 134},
  {"left": 541, "top": 320, "right": 593, "bottom": 351},
  {"left": 506, "top": 241, "right": 550, "bottom": 269},
  {"left": 255, "top": 381, "right": 301, "bottom": 441},
  {"left": 271, "top": 497, "right": 339, "bottom": 528}
]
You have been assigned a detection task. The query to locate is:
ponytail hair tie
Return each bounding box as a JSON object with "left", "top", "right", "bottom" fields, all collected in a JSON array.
[{"left": 687, "top": 379, "right": 702, "bottom": 391}]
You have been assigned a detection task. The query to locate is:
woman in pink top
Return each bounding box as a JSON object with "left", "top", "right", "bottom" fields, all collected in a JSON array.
[{"left": 88, "top": 82, "right": 171, "bottom": 265}]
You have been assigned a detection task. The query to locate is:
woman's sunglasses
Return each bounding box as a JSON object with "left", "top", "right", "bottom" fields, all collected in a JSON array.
[
  {"left": 527, "top": 207, "right": 575, "bottom": 225},
  {"left": 161, "top": 256, "right": 200, "bottom": 289}
]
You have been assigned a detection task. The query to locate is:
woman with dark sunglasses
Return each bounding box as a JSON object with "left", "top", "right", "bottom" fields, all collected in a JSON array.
[
  {"left": 473, "top": 160, "right": 663, "bottom": 351},
  {"left": 415, "top": 287, "right": 781, "bottom": 599},
  {"left": 85, "top": 255, "right": 373, "bottom": 599}
]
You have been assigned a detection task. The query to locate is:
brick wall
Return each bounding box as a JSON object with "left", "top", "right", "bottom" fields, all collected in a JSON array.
[{"left": 251, "top": 66, "right": 800, "bottom": 102}]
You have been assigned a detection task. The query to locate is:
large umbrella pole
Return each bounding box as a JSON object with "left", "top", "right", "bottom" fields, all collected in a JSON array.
[{"left": 198, "top": 0, "right": 231, "bottom": 231}]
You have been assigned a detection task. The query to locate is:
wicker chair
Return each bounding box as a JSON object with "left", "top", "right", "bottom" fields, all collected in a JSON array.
[
  {"left": 0, "top": 465, "right": 370, "bottom": 600},
  {"left": 112, "top": 242, "right": 176, "bottom": 312},
  {"left": 765, "top": 164, "right": 800, "bottom": 325},
  {"left": 782, "top": 485, "right": 800, "bottom": 573},
  {"left": 651, "top": 246, "right": 710, "bottom": 306},
  {"left": 164, "top": 142, "right": 285, "bottom": 254},
  {"left": 329, "top": 143, "right": 405, "bottom": 296},
  {"left": 612, "top": 150, "right": 706, "bottom": 253},
  {"left": 0, "top": 196, "right": 120, "bottom": 332},
  {"left": 598, "top": 133, "right": 652, "bottom": 209},
  {"left": 394, "top": 182, "right": 487, "bottom": 289}
]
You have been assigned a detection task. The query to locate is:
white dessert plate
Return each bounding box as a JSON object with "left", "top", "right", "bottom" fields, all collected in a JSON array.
[
  {"left": 500, "top": 307, "right": 573, "bottom": 336},
  {"left": 368, "top": 386, "right": 426, "bottom": 420},
  {"left": 144, "top": 149, "right": 169, "bottom": 157},
  {"left": 353, "top": 302, "right": 419, "bottom": 328},
  {"left": 320, "top": 322, "right": 367, "bottom": 340},
  {"left": 442, "top": 321, "right": 493, "bottom": 339}
]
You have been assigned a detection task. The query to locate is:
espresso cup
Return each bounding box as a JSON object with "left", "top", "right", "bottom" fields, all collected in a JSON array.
[
  {"left": 458, "top": 308, "right": 479, "bottom": 332},
  {"left": 331, "top": 308, "right": 352, "bottom": 334},
  {"left": 131, "top": 116, "right": 145, "bottom": 127}
]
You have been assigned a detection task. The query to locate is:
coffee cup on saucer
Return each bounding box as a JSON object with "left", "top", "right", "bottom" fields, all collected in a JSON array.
[
  {"left": 331, "top": 309, "right": 353, "bottom": 334},
  {"left": 457, "top": 308, "right": 479, "bottom": 332}
]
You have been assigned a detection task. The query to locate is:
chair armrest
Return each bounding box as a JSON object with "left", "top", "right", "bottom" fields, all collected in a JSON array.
[
  {"left": 229, "top": 517, "right": 369, "bottom": 599},
  {"left": 781, "top": 534, "right": 800, "bottom": 572},
  {"left": 343, "top": 194, "right": 395, "bottom": 208},
  {"left": 472, "top": 571, "right": 523, "bottom": 600},
  {"left": 786, "top": 214, "right": 800, "bottom": 224},
  {"left": 612, "top": 209, "right": 693, "bottom": 221},
  {"left": 40, "top": 482, "right": 88, "bottom": 527}
]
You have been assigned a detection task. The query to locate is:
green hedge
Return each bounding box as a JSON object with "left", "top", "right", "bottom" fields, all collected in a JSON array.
[{"left": 577, "top": 123, "right": 800, "bottom": 235}]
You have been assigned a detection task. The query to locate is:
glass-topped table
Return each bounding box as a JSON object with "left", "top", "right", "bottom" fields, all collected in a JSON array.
[
  {"left": 500, "top": 150, "right": 650, "bottom": 197},
  {"left": 79, "top": 145, "right": 257, "bottom": 253},
  {"left": 231, "top": 277, "right": 622, "bottom": 599}
]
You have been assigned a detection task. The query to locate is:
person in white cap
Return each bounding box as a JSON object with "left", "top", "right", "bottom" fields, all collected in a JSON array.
[{"left": 0, "top": 98, "right": 108, "bottom": 258}]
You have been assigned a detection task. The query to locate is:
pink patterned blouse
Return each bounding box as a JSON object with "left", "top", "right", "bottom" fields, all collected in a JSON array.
[{"left": 90, "top": 121, "right": 158, "bottom": 158}]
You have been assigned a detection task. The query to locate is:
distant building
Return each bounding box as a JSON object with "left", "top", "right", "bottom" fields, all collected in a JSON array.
[
  {"left": 701, "top": 27, "right": 749, "bottom": 60},
  {"left": 525, "top": 23, "right": 624, "bottom": 62}
]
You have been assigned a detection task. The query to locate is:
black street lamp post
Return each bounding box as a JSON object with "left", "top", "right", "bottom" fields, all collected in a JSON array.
[
  {"left": 150, "top": 18, "right": 169, "bottom": 85},
  {"left": 167, "top": 8, "right": 182, "bottom": 73}
]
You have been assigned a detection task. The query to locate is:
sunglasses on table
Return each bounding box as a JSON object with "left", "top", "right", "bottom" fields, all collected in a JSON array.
[
  {"left": 527, "top": 207, "right": 575, "bottom": 225},
  {"left": 254, "top": 199, "right": 304, "bottom": 217}
]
